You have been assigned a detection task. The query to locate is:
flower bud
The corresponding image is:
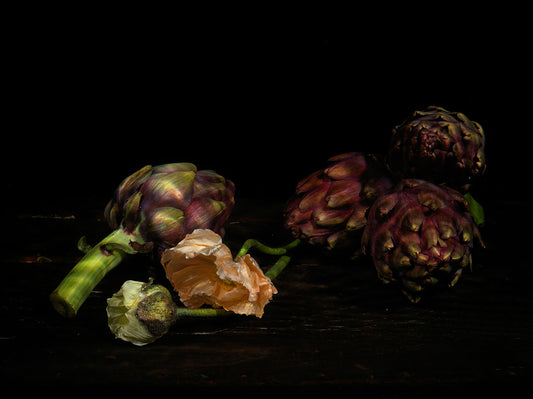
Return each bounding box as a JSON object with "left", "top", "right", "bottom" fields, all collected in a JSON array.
[{"left": 106, "top": 279, "right": 178, "bottom": 346}]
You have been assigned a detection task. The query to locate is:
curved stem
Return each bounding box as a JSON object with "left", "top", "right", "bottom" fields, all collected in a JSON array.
[
  {"left": 50, "top": 228, "right": 137, "bottom": 318},
  {"left": 265, "top": 255, "right": 292, "bottom": 280},
  {"left": 234, "top": 238, "right": 301, "bottom": 282},
  {"left": 235, "top": 238, "right": 301, "bottom": 260}
]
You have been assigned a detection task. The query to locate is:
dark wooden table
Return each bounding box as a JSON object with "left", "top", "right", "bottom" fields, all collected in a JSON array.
[{"left": 2, "top": 197, "right": 531, "bottom": 396}]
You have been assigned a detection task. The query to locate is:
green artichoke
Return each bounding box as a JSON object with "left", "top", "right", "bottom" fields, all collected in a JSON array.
[
  {"left": 386, "top": 106, "right": 486, "bottom": 191},
  {"left": 50, "top": 163, "right": 235, "bottom": 317},
  {"left": 362, "top": 179, "right": 483, "bottom": 303},
  {"left": 284, "top": 152, "right": 394, "bottom": 250}
]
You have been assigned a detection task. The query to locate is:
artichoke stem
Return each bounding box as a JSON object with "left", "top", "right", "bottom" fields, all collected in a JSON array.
[{"left": 50, "top": 228, "right": 135, "bottom": 318}]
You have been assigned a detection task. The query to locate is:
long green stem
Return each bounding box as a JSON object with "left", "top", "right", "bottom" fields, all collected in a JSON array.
[
  {"left": 235, "top": 238, "right": 301, "bottom": 260},
  {"left": 265, "top": 255, "right": 292, "bottom": 280},
  {"left": 50, "top": 228, "right": 136, "bottom": 318},
  {"left": 234, "top": 238, "right": 300, "bottom": 282},
  {"left": 175, "top": 308, "right": 231, "bottom": 317}
]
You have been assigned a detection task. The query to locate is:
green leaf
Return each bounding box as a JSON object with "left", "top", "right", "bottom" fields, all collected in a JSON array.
[{"left": 464, "top": 193, "right": 485, "bottom": 226}]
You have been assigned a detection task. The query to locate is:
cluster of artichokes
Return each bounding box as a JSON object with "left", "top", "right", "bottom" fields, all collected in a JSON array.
[
  {"left": 51, "top": 105, "right": 486, "bottom": 324},
  {"left": 284, "top": 106, "right": 486, "bottom": 302}
]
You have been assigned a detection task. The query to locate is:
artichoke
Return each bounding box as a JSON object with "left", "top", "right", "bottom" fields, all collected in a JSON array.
[
  {"left": 50, "top": 163, "right": 235, "bottom": 317},
  {"left": 361, "top": 179, "right": 483, "bottom": 303},
  {"left": 284, "top": 152, "right": 394, "bottom": 250},
  {"left": 386, "top": 106, "right": 486, "bottom": 190},
  {"left": 104, "top": 162, "right": 235, "bottom": 253}
]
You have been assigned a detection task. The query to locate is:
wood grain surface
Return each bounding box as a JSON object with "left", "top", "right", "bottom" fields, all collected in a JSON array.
[{"left": 2, "top": 198, "right": 531, "bottom": 396}]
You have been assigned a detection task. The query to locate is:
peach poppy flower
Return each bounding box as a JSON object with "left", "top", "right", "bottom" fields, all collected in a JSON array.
[{"left": 160, "top": 229, "right": 277, "bottom": 318}]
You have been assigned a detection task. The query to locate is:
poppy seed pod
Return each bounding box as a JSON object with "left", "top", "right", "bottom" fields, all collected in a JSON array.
[{"left": 106, "top": 279, "right": 178, "bottom": 346}]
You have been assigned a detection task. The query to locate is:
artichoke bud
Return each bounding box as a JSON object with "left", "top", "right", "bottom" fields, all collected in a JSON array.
[
  {"left": 106, "top": 279, "right": 178, "bottom": 346},
  {"left": 104, "top": 163, "right": 235, "bottom": 253},
  {"left": 386, "top": 106, "right": 486, "bottom": 191},
  {"left": 362, "top": 179, "right": 482, "bottom": 302},
  {"left": 284, "top": 152, "right": 394, "bottom": 251}
]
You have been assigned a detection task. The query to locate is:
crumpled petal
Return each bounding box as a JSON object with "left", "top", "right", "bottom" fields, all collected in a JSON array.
[
  {"left": 106, "top": 280, "right": 158, "bottom": 346},
  {"left": 161, "top": 229, "right": 277, "bottom": 318}
]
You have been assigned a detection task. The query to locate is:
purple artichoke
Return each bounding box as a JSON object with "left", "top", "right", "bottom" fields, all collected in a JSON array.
[
  {"left": 386, "top": 106, "right": 486, "bottom": 191},
  {"left": 105, "top": 162, "right": 235, "bottom": 253},
  {"left": 362, "top": 179, "right": 483, "bottom": 303},
  {"left": 284, "top": 152, "right": 394, "bottom": 250}
]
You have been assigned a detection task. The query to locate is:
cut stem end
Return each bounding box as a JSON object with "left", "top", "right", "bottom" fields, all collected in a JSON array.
[{"left": 50, "top": 228, "right": 136, "bottom": 318}]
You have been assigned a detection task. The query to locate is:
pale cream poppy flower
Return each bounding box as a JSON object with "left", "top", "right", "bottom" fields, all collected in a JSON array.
[{"left": 161, "top": 229, "right": 277, "bottom": 318}]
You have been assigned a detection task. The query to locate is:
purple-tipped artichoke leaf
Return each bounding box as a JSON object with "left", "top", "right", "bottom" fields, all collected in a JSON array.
[
  {"left": 116, "top": 165, "right": 153, "bottom": 205},
  {"left": 345, "top": 205, "right": 367, "bottom": 231},
  {"left": 151, "top": 162, "right": 197, "bottom": 174},
  {"left": 314, "top": 208, "right": 353, "bottom": 227},
  {"left": 298, "top": 184, "right": 330, "bottom": 212},
  {"left": 140, "top": 170, "right": 196, "bottom": 214},
  {"left": 143, "top": 207, "right": 185, "bottom": 248},
  {"left": 295, "top": 171, "right": 323, "bottom": 194},
  {"left": 123, "top": 191, "right": 143, "bottom": 233},
  {"left": 326, "top": 180, "right": 361, "bottom": 208},
  {"left": 325, "top": 155, "right": 367, "bottom": 180},
  {"left": 184, "top": 198, "right": 226, "bottom": 232}
]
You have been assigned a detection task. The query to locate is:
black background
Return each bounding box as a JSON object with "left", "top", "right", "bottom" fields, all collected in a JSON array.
[
  {"left": 4, "top": 8, "right": 529, "bottom": 214},
  {"left": 2, "top": 7, "right": 532, "bottom": 395}
]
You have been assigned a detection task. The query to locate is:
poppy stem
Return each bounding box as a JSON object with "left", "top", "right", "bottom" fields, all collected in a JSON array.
[
  {"left": 265, "top": 255, "right": 292, "bottom": 280},
  {"left": 234, "top": 238, "right": 301, "bottom": 260},
  {"left": 234, "top": 238, "right": 301, "bottom": 281},
  {"left": 175, "top": 308, "right": 232, "bottom": 317}
]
